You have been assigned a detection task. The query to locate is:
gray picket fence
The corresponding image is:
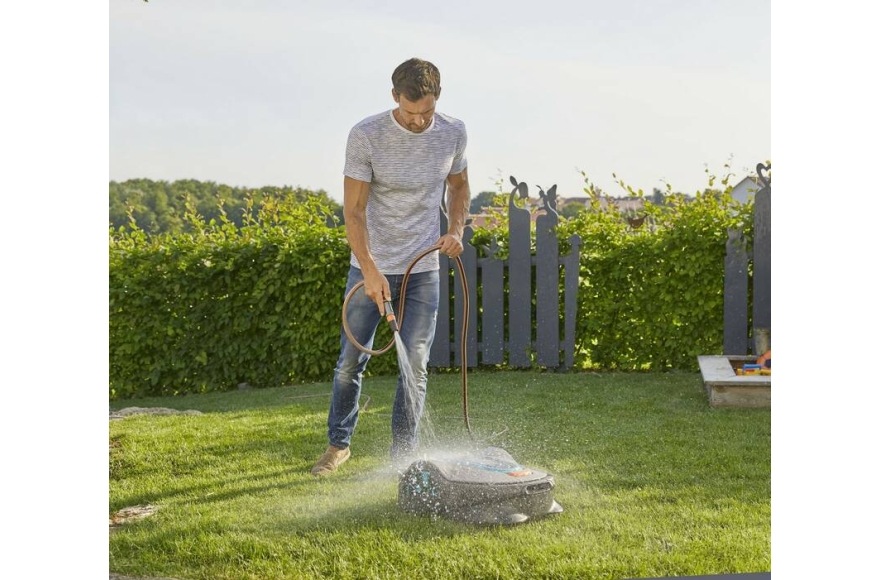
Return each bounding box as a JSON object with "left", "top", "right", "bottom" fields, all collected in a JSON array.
[
  {"left": 724, "top": 163, "right": 771, "bottom": 355},
  {"left": 430, "top": 176, "right": 582, "bottom": 370}
]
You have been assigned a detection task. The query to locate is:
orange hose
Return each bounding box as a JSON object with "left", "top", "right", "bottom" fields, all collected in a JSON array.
[{"left": 340, "top": 245, "right": 472, "bottom": 437}]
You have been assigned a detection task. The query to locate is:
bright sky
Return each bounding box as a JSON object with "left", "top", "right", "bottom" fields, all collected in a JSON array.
[{"left": 110, "top": 0, "right": 771, "bottom": 201}]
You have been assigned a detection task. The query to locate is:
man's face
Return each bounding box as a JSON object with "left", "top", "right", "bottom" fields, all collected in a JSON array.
[{"left": 393, "top": 91, "right": 436, "bottom": 133}]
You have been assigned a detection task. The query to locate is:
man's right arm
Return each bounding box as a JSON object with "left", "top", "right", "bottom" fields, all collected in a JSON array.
[{"left": 343, "top": 176, "right": 390, "bottom": 315}]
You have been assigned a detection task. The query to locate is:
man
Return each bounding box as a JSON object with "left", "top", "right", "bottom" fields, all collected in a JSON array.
[{"left": 311, "top": 57, "right": 470, "bottom": 476}]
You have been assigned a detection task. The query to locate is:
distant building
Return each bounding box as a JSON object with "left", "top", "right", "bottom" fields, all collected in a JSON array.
[
  {"left": 469, "top": 191, "right": 700, "bottom": 227},
  {"left": 556, "top": 196, "right": 646, "bottom": 212},
  {"left": 730, "top": 175, "right": 763, "bottom": 204},
  {"left": 469, "top": 205, "right": 548, "bottom": 229}
]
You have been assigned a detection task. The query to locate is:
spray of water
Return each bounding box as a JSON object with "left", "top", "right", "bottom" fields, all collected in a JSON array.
[
  {"left": 393, "top": 332, "right": 438, "bottom": 453},
  {"left": 376, "top": 306, "right": 510, "bottom": 477},
  {"left": 387, "top": 331, "right": 512, "bottom": 478}
]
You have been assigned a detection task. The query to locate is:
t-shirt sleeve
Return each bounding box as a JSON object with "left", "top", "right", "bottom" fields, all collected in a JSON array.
[
  {"left": 343, "top": 126, "right": 373, "bottom": 182},
  {"left": 449, "top": 121, "right": 468, "bottom": 175}
]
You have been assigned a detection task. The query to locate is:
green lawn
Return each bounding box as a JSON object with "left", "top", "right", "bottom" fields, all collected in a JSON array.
[{"left": 109, "top": 370, "right": 770, "bottom": 579}]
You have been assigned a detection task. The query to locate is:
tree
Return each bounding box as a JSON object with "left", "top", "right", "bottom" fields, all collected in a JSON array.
[
  {"left": 560, "top": 200, "right": 586, "bottom": 219},
  {"left": 470, "top": 191, "right": 498, "bottom": 214},
  {"left": 109, "top": 178, "right": 341, "bottom": 234}
]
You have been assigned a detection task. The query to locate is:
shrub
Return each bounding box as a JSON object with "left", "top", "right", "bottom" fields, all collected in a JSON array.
[{"left": 109, "top": 196, "right": 350, "bottom": 399}]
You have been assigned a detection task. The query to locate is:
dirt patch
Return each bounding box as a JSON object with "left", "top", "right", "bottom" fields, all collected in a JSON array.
[
  {"left": 110, "top": 504, "right": 159, "bottom": 529},
  {"left": 110, "top": 407, "right": 203, "bottom": 420}
]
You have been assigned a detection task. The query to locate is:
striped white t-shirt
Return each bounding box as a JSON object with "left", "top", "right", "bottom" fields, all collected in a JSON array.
[{"left": 344, "top": 109, "right": 468, "bottom": 274}]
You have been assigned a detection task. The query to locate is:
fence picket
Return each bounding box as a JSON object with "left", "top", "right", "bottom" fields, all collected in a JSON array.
[
  {"left": 724, "top": 229, "right": 749, "bottom": 354},
  {"left": 452, "top": 225, "right": 478, "bottom": 366},
  {"left": 508, "top": 182, "right": 532, "bottom": 368},
  {"left": 561, "top": 235, "right": 582, "bottom": 368},
  {"left": 752, "top": 169, "right": 771, "bottom": 338},
  {"left": 481, "top": 239, "right": 505, "bottom": 364},
  {"left": 535, "top": 187, "right": 560, "bottom": 368}
]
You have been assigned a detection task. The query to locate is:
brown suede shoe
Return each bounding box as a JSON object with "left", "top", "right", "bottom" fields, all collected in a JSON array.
[{"left": 311, "top": 445, "right": 351, "bottom": 476}]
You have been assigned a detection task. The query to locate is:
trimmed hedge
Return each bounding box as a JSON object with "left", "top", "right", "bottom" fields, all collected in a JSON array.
[
  {"left": 109, "top": 190, "right": 754, "bottom": 399},
  {"left": 109, "top": 197, "right": 361, "bottom": 399},
  {"left": 560, "top": 192, "right": 754, "bottom": 370}
]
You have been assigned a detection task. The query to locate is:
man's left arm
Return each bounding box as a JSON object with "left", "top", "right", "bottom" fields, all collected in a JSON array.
[{"left": 438, "top": 168, "right": 471, "bottom": 258}]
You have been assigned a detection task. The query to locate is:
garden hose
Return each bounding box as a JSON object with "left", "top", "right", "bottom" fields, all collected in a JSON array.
[{"left": 341, "top": 244, "right": 472, "bottom": 438}]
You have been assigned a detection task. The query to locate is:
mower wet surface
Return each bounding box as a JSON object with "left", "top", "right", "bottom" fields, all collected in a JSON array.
[{"left": 397, "top": 446, "right": 563, "bottom": 525}]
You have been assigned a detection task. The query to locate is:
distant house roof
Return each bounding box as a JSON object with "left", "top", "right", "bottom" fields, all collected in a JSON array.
[
  {"left": 469, "top": 205, "right": 549, "bottom": 229},
  {"left": 730, "top": 175, "right": 764, "bottom": 204},
  {"left": 470, "top": 190, "right": 701, "bottom": 225},
  {"left": 556, "top": 195, "right": 644, "bottom": 212}
]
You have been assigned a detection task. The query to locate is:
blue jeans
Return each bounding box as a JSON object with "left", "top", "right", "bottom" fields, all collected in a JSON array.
[{"left": 327, "top": 266, "right": 439, "bottom": 457}]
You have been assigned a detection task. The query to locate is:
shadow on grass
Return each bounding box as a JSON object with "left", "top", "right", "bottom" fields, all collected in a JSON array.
[{"left": 109, "top": 385, "right": 327, "bottom": 414}]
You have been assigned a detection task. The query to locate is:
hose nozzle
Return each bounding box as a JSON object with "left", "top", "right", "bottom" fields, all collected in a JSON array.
[{"left": 383, "top": 300, "right": 399, "bottom": 333}]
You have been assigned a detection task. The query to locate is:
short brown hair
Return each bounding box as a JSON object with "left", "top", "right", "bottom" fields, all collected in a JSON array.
[{"left": 391, "top": 58, "right": 441, "bottom": 101}]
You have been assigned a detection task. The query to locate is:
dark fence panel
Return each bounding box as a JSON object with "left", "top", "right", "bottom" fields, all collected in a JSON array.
[
  {"left": 480, "top": 240, "right": 505, "bottom": 365},
  {"left": 561, "top": 235, "right": 582, "bottom": 369},
  {"left": 429, "top": 213, "right": 451, "bottom": 366},
  {"left": 508, "top": 179, "right": 532, "bottom": 368},
  {"left": 724, "top": 229, "right": 750, "bottom": 354},
  {"left": 723, "top": 162, "right": 771, "bottom": 355},
  {"left": 434, "top": 176, "right": 581, "bottom": 370},
  {"left": 453, "top": 226, "right": 478, "bottom": 367},
  {"left": 535, "top": 186, "right": 560, "bottom": 368},
  {"left": 752, "top": 165, "right": 771, "bottom": 335}
]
